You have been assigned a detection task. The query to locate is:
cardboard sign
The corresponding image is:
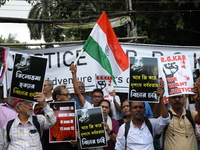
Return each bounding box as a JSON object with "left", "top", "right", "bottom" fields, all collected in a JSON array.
[
  {"left": 159, "top": 54, "right": 194, "bottom": 97},
  {"left": 77, "top": 107, "right": 107, "bottom": 149},
  {"left": 49, "top": 101, "right": 76, "bottom": 143},
  {"left": 10, "top": 53, "right": 47, "bottom": 101},
  {"left": 0, "top": 47, "right": 9, "bottom": 84},
  {"left": 128, "top": 57, "right": 159, "bottom": 102}
]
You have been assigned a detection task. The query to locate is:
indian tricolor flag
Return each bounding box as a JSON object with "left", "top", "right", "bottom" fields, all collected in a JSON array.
[{"left": 83, "top": 12, "right": 129, "bottom": 84}]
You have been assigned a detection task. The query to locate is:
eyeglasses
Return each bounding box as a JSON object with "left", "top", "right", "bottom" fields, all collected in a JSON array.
[
  {"left": 171, "top": 96, "right": 183, "bottom": 99},
  {"left": 19, "top": 101, "right": 33, "bottom": 106},
  {"left": 60, "top": 93, "right": 71, "bottom": 97},
  {"left": 92, "top": 95, "right": 103, "bottom": 98},
  {"left": 101, "top": 106, "right": 109, "bottom": 109}
]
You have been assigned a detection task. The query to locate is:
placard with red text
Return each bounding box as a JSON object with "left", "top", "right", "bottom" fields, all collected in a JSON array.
[{"left": 158, "top": 54, "right": 194, "bottom": 97}]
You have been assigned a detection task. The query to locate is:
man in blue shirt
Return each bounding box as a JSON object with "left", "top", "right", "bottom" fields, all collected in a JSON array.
[{"left": 70, "top": 81, "right": 92, "bottom": 110}]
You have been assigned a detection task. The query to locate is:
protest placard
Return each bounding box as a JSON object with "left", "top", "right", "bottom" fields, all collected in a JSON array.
[
  {"left": 159, "top": 54, "right": 194, "bottom": 97},
  {"left": 10, "top": 53, "right": 47, "bottom": 101},
  {"left": 49, "top": 101, "right": 76, "bottom": 143},
  {"left": 77, "top": 107, "right": 107, "bottom": 149},
  {"left": 0, "top": 47, "right": 9, "bottom": 84},
  {"left": 95, "top": 75, "right": 114, "bottom": 96},
  {"left": 128, "top": 57, "right": 159, "bottom": 102}
]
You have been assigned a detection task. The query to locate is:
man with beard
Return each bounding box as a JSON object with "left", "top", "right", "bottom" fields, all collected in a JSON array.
[
  {"left": 115, "top": 80, "right": 170, "bottom": 150},
  {"left": 2, "top": 93, "right": 56, "bottom": 150}
]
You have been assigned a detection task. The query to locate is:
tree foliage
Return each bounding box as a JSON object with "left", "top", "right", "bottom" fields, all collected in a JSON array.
[
  {"left": 0, "top": 34, "right": 29, "bottom": 49},
  {"left": 1, "top": 0, "right": 200, "bottom": 46}
]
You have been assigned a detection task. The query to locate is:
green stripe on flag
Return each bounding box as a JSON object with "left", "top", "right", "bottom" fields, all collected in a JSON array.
[{"left": 83, "top": 36, "right": 116, "bottom": 84}]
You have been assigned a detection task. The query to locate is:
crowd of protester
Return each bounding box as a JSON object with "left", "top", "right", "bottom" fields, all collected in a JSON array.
[{"left": 0, "top": 63, "right": 200, "bottom": 150}]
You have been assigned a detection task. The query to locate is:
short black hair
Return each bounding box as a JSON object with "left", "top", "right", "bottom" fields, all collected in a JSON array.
[
  {"left": 129, "top": 101, "right": 145, "bottom": 109},
  {"left": 97, "top": 99, "right": 112, "bottom": 118},
  {"left": 91, "top": 88, "right": 104, "bottom": 96},
  {"left": 52, "top": 85, "right": 66, "bottom": 100}
]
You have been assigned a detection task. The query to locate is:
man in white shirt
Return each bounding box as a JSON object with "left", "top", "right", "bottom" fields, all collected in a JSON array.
[{"left": 115, "top": 80, "right": 170, "bottom": 150}]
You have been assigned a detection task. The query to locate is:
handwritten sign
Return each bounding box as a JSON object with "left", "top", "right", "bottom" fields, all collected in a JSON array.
[
  {"left": 77, "top": 107, "right": 107, "bottom": 149},
  {"left": 128, "top": 57, "right": 159, "bottom": 102},
  {"left": 10, "top": 53, "right": 47, "bottom": 101},
  {"left": 49, "top": 101, "right": 76, "bottom": 143},
  {"left": 159, "top": 54, "right": 194, "bottom": 96}
]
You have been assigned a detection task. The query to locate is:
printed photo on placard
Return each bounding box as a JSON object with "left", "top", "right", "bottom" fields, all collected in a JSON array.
[
  {"left": 128, "top": 57, "right": 159, "bottom": 102},
  {"left": 49, "top": 101, "right": 76, "bottom": 143},
  {"left": 0, "top": 47, "right": 9, "bottom": 84},
  {"left": 10, "top": 53, "right": 47, "bottom": 101},
  {"left": 77, "top": 107, "right": 107, "bottom": 149},
  {"left": 158, "top": 54, "right": 194, "bottom": 97}
]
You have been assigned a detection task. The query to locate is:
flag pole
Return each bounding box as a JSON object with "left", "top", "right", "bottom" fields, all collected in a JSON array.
[{"left": 74, "top": 49, "right": 84, "bottom": 66}]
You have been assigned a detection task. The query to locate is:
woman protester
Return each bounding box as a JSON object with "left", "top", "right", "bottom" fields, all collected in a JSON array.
[
  {"left": 118, "top": 100, "right": 132, "bottom": 126},
  {"left": 98, "top": 99, "right": 119, "bottom": 150}
]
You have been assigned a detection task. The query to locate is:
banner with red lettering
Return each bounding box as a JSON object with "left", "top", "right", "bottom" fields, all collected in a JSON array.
[
  {"left": 158, "top": 54, "right": 194, "bottom": 97},
  {"left": 95, "top": 75, "right": 114, "bottom": 97}
]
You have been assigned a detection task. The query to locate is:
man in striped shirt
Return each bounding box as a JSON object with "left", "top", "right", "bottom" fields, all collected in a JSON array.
[{"left": 2, "top": 93, "right": 56, "bottom": 150}]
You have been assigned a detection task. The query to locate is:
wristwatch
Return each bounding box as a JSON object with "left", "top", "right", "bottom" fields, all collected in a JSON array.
[{"left": 108, "top": 130, "right": 114, "bottom": 135}]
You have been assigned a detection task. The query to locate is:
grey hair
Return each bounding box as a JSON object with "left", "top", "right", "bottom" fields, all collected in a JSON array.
[{"left": 78, "top": 81, "right": 85, "bottom": 87}]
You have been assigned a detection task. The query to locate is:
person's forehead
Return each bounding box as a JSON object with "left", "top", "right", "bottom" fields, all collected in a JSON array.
[
  {"left": 92, "top": 92, "right": 102, "bottom": 96},
  {"left": 169, "top": 94, "right": 183, "bottom": 99},
  {"left": 78, "top": 82, "right": 84, "bottom": 86},
  {"left": 101, "top": 101, "right": 109, "bottom": 106},
  {"left": 62, "top": 88, "right": 69, "bottom": 93},
  {"left": 122, "top": 101, "right": 129, "bottom": 106},
  {"left": 44, "top": 80, "right": 48, "bottom": 84},
  {"left": 131, "top": 102, "right": 144, "bottom": 107}
]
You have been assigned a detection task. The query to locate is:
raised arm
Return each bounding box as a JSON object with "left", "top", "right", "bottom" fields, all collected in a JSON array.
[
  {"left": 70, "top": 63, "right": 86, "bottom": 107},
  {"left": 154, "top": 79, "right": 169, "bottom": 118}
]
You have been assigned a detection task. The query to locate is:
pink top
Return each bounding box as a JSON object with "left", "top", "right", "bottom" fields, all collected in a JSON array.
[{"left": 0, "top": 103, "right": 18, "bottom": 129}]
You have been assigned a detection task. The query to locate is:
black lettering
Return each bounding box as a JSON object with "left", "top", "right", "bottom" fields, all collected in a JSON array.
[
  {"left": 174, "top": 52, "right": 182, "bottom": 54},
  {"left": 34, "top": 53, "right": 43, "bottom": 56},
  {"left": 118, "top": 77, "right": 123, "bottom": 83},
  {"left": 152, "top": 51, "right": 163, "bottom": 57},
  {"left": 63, "top": 78, "right": 68, "bottom": 84},
  {"left": 126, "top": 50, "right": 137, "bottom": 57},
  {"left": 87, "top": 76, "right": 92, "bottom": 82},
  {"left": 68, "top": 78, "right": 73, "bottom": 84},
  {"left": 126, "top": 77, "right": 129, "bottom": 83},
  {"left": 57, "top": 52, "right": 60, "bottom": 68},
  {"left": 52, "top": 77, "right": 57, "bottom": 85},
  {"left": 63, "top": 51, "right": 73, "bottom": 67},
  {"left": 57, "top": 78, "right": 63, "bottom": 85},
  {"left": 44, "top": 53, "right": 56, "bottom": 68},
  {"left": 194, "top": 53, "right": 197, "bottom": 69}
]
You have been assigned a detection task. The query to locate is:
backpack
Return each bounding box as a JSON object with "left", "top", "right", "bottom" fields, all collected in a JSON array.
[
  {"left": 6, "top": 115, "right": 41, "bottom": 142},
  {"left": 124, "top": 117, "right": 153, "bottom": 149},
  {"left": 162, "top": 109, "right": 195, "bottom": 149}
]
